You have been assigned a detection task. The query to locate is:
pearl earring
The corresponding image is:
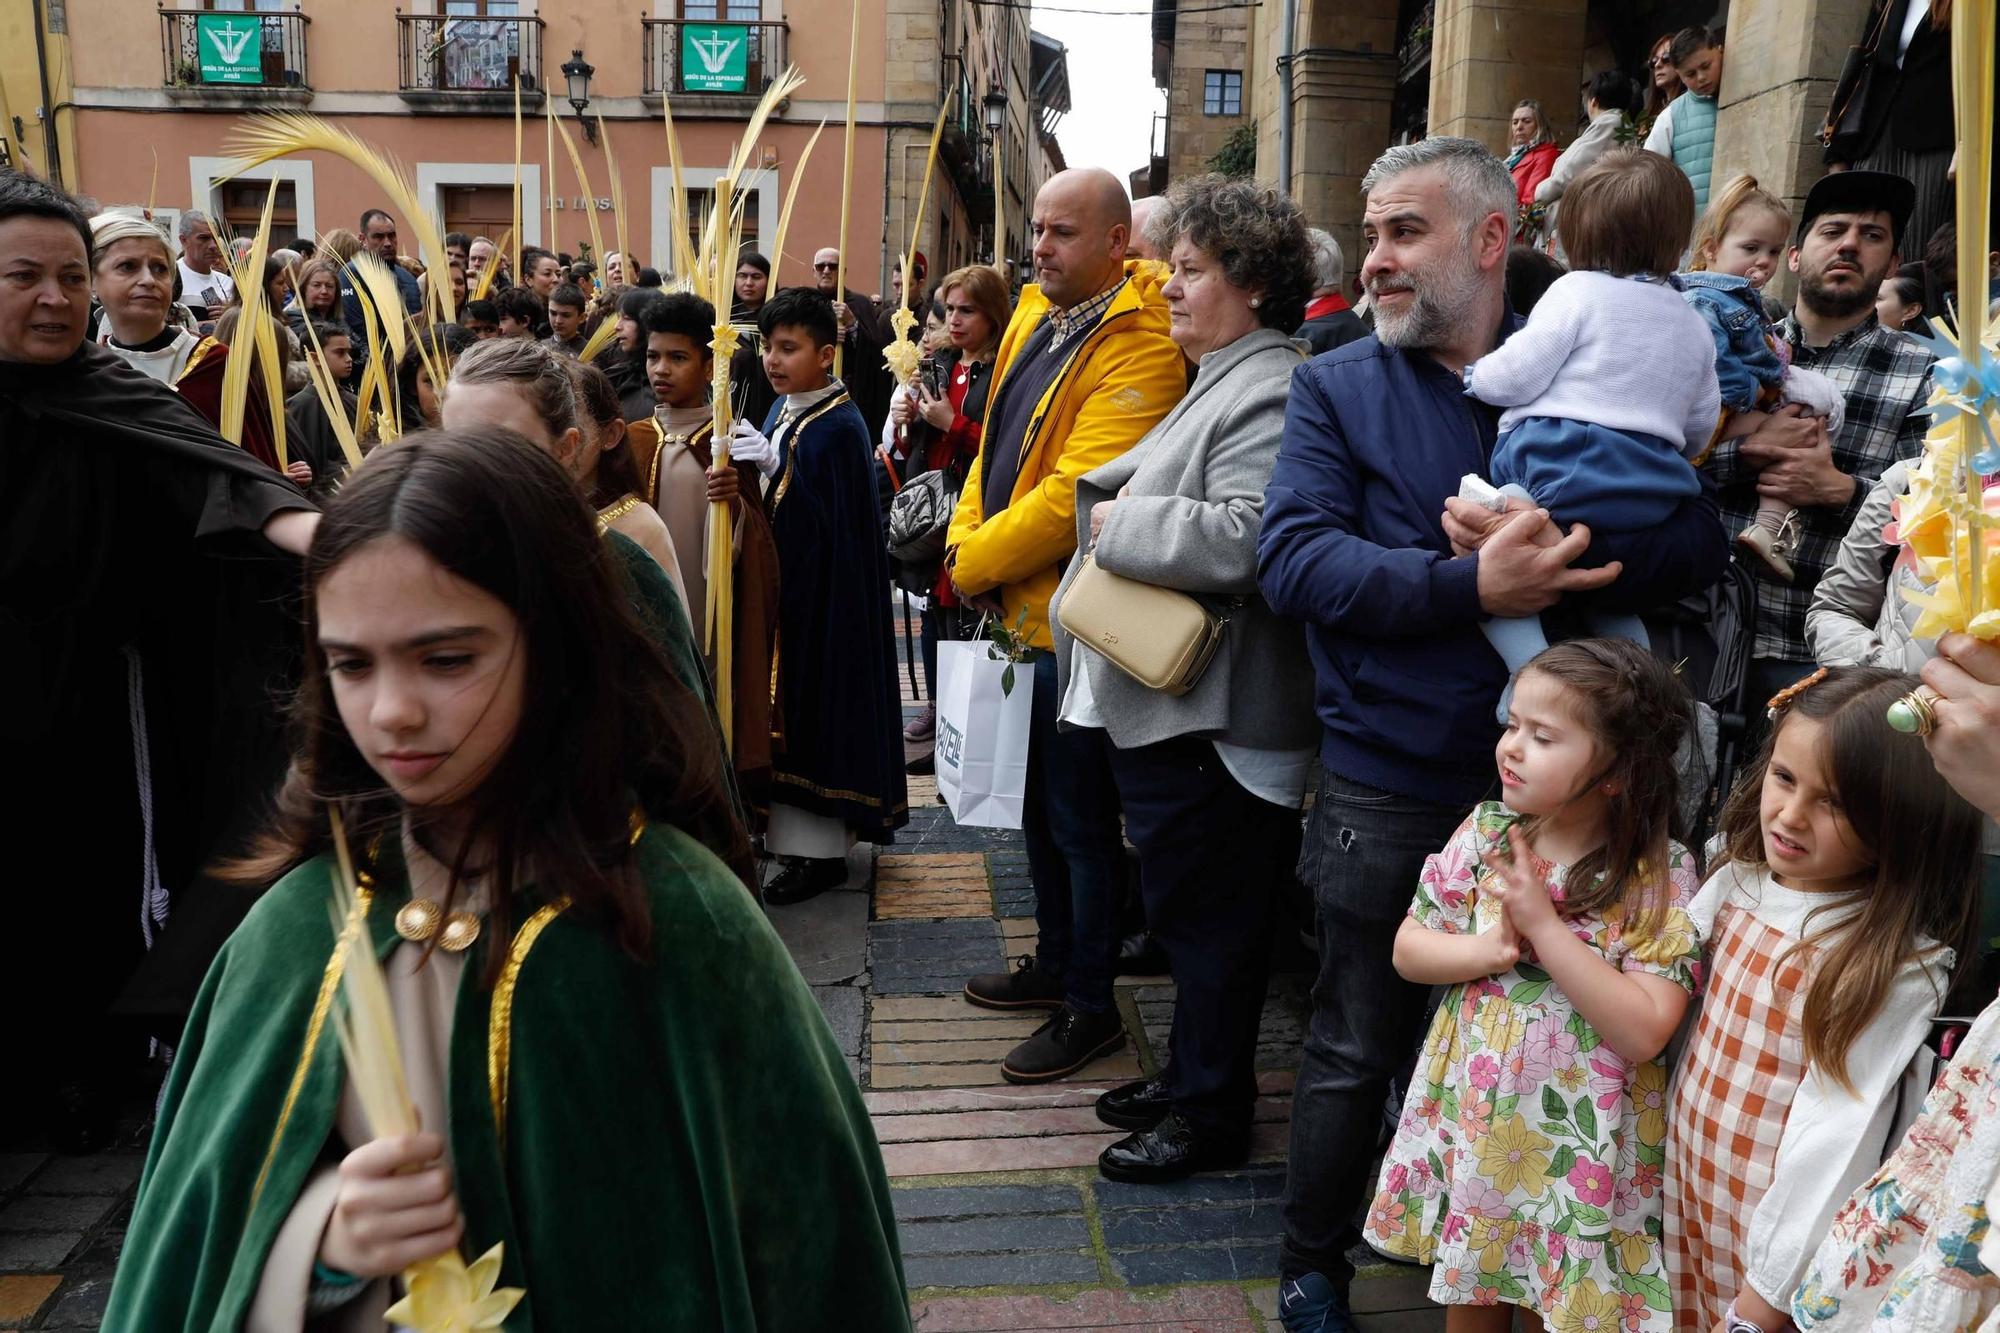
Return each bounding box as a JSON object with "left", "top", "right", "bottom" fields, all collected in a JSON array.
[{"left": 1249, "top": 296, "right": 1261, "bottom": 307}]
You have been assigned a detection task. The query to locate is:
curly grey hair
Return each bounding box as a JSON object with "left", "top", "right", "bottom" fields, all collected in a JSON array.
[
  {"left": 1143, "top": 173, "right": 1315, "bottom": 331},
  {"left": 1360, "top": 137, "right": 1516, "bottom": 240}
]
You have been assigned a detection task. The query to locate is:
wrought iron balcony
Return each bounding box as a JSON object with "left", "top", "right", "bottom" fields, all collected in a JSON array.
[
  {"left": 642, "top": 19, "right": 787, "bottom": 99},
  {"left": 160, "top": 7, "right": 310, "bottom": 93},
  {"left": 396, "top": 11, "right": 544, "bottom": 100}
]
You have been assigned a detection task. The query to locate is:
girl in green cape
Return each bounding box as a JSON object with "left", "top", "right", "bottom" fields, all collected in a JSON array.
[{"left": 106, "top": 428, "right": 910, "bottom": 1331}]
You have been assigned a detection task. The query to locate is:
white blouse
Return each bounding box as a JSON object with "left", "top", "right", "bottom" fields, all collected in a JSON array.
[{"left": 1690, "top": 863, "right": 1954, "bottom": 1309}]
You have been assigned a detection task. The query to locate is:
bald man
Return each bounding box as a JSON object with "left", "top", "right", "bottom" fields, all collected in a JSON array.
[
  {"left": 1126, "top": 196, "right": 1163, "bottom": 261},
  {"left": 947, "top": 167, "right": 1189, "bottom": 1085},
  {"left": 812, "top": 244, "right": 891, "bottom": 434}
]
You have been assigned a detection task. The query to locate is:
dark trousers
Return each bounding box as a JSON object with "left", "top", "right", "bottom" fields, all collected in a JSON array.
[
  {"left": 1279, "top": 770, "right": 1470, "bottom": 1289},
  {"left": 1109, "top": 735, "right": 1301, "bottom": 1138},
  {"left": 1022, "top": 651, "right": 1124, "bottom": 1014}
]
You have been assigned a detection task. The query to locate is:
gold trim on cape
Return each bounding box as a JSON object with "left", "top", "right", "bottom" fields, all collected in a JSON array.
[
  {"left": 768, "top": 391, "right": 851, "bottom": 513},
  {"left": 249, "top": 879, "right": 375, "bottom": 1211},
  {"left": 487, "top": 813, "right": 643, "bottom": 1144},
  {"left": 486, "top": 898, "right": 569, "bottom": 1147}
]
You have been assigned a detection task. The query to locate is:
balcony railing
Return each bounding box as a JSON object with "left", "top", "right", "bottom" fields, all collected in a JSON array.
[
  {"left": 160, "top": 8, "right": 310, "bottom": 91},
  {"left": 642, "top": 19, "right": 787, "bottom": 98},
  {"left": 396, "top": 12, "right": 543, "bottom": 95}
]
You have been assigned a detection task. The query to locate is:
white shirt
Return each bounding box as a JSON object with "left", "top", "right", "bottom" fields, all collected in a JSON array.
[
  {"left": 1464, "top": 269, "right": 1722, "bottom": 454},
  {"left": 177, "top": 258, "right": 234, "bottom": 313},
  {"left": 1897, "top": 0, "right": 1930, "bottom": 64},
  {"left": 1058, "top": 637, "right": 1312, "bottom": 808},
  {"left": 97, "top": 325, "right": 201, "bottom": 384},
  {"left": 1690, "top": 860, "right": 1954, "bottom": 1309}
]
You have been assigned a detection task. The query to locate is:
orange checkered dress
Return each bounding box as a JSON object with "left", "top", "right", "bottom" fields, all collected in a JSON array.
[{"left": 1664, "top": 894, "right": 1814, "bottom": 1332}]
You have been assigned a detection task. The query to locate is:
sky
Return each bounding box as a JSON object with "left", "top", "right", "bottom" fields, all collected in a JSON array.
[{"left": 1028, "top": 4, "right": 1166, "bottom": 186}]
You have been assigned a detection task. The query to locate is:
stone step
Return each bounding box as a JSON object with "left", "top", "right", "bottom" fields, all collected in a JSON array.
[
  {"left": 911, "top": 1284, "right": 1263, "bottom": 1332},
  {"left": 870, "top": 1051, "right": 1145, "bottom": 1091}
]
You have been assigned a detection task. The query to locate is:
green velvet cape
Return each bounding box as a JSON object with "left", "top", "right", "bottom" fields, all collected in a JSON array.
[{"left": 104, "top": 824, "right": 909, "bottom": 1331}]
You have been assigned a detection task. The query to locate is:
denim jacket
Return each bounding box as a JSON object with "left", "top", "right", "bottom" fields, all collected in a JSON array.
[{"left": 1679, "top": 270, "right": 1786, "bottom": 412}]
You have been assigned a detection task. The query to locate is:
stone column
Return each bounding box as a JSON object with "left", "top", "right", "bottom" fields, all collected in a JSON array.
[
  {"left": 1710, "top": 0, "right": 1872, "bottom": 245},
  {"left": 1260, "top": 0, "right": 1400, "bottom": 281},
  {"left": 1428, "top": 0, "right": 1588, "bottom": 154}
]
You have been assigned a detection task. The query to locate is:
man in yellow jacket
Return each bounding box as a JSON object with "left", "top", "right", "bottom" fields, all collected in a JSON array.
[{"left": 947, "top": 167, "right": 1187, "bottom": 1084}]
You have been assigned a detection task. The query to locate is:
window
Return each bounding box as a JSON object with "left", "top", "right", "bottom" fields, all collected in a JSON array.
[
  {"left": 442, "top": 185, "right": 516, "bottom": 239},
  {"left": 684, "top": 186, "right": 762, "bottom": 257},
  {"left": 216, "top": 178, "right": 298, "bottom": 236},
  {"left": 1203, "top": 69, "right": 1242, "bottom": 117},
  {"left": 678, "top": 1, "right": 760, "bottom": 18}
]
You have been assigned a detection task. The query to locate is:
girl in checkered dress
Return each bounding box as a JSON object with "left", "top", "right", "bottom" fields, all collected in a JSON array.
[
  {"left": 1664, "top": 667, "right": 1986, "bottom": 1333},
  {"left": 1369, "top": 641, "right": 1705, "bottom": 1333}
]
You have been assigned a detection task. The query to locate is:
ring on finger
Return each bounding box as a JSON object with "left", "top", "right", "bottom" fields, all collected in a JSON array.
[{"left": 1887, "top": 685, "right": 1942, "bottom": 736}]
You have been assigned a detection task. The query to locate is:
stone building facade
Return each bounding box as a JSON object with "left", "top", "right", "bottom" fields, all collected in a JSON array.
[
  {"left": 1152, "top": 0, "right": 1257, "bottom": 185},
  {"left": 1154, "top": 0, "right": 1888, "bottom": 296},
  {"left": 1, "top": 0, "right": 1066, "bottom": 297}
]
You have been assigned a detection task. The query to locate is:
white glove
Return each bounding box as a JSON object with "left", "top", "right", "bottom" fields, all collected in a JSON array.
[{"left": 728, "top": 418, "right": 780, "bottom": 478}]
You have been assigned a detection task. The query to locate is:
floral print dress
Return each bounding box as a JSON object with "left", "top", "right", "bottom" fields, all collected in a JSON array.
[
  {"left": 1793, "top": 997, "right": 2000, "bottom": 1331},
  {"left": 1366, "top": 801, "right": 1703, "bottom": 1332}
]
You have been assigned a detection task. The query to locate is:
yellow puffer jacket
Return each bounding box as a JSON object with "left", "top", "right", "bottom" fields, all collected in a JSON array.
[{"left": 945, "top": 260, "right": 1187, "bottom": 649}]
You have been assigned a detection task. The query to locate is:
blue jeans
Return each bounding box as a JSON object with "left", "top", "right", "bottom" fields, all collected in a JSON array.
[
  {"left": 1022, "top": 650, "right": 1124, "bottom": 1014},
  {"left": 1279, "top": 769, "right": 1471, "bottom": 1289}
]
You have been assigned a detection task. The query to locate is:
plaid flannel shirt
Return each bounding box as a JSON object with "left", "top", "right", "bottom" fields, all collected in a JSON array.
[{"left": 1706, "top": 315, "right": 1934, "bottom": 662}]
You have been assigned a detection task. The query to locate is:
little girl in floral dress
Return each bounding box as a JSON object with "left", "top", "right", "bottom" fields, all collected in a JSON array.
[
  {"left": 1664, "top": 666, "right": 1986, "bottom": 1333},
  {"left": 1367, "top": 640, "right": 1704, "bottom": 1333}
]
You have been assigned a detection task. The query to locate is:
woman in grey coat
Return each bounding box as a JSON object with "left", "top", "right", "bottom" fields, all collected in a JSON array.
[{"left": 1048, "top": 173, "right": 1319, "bottom": 1185}]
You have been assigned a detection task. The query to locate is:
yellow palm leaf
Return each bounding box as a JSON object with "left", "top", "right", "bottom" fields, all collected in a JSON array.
[
  {"left": 294, "top": 312, "right": 362, "bottom": 471},
  {"left": 219, "top": 178, "right": 281, "bottom": 454},
  {"left": 599, "top": 111, "right": 631, "bottom": 284},
  {"left": 550, "top": 107, "right": 606, "bottom": 270},
  {"left": 659, "top": 83, "right": 699, "bottom": 285},
  {"left": 768, "top": 120, "right": 827, "bottom": 282},
  {"left": 222, "top": 112, "right": 455, "bottom": 324}
]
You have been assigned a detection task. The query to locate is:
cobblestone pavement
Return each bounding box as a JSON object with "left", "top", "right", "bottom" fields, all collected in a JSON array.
[{"left": 0, "top": 612, "right": 1445, "bottom": 1331}]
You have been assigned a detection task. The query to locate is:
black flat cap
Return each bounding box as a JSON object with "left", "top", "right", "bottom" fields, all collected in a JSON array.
[{"left": 1798, "top": 169, "right": 1918, "bottom": 249}]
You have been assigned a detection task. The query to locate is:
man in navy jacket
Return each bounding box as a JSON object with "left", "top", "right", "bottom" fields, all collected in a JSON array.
[{"left": 1258, "top": 138, "right": 1726, "bottom": 1332}]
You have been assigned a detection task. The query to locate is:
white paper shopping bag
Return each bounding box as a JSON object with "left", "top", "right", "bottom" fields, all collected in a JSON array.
[{"left": 933, "top": 639, "right": 1031, "bottom": 829}]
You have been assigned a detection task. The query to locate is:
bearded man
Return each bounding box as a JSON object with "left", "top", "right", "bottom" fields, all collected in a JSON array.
[
  {"left": 1704, "top": 169, "right": 1928, "bottom": 701},
  {"left": 1253, "top": 137, "right": 1727, "bottom": 1332}
]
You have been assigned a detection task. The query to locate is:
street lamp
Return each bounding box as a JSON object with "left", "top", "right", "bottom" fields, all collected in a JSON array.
[
  {"left": 983, "top": 88, "right": 1008, "bottom": 268},
  {"left": 983, "top": 88, "right": 1007, "bottom": 136},
  {"left": 562, "top": 48, "right": 597, "bottom": 144}
]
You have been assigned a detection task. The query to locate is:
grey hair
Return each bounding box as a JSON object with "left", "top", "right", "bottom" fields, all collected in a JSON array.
[
  {"left": 1143, "top": 172, "right": 1316, "bottom": 331},
  {"left": 1306, "top": 228, "right": 1344, "bottom": 296},
  {"left": 1513, "top": 99, "right": 1558, "bottom": 147},
  {"left": 1360, "top": 137, "right": 1517, "bottom": 239},
  {"left": 177, "top": 210, "right": 212, "bottom": 240},
  {"left": 448, "top": 336, "right": 578, "bottom": 437}
]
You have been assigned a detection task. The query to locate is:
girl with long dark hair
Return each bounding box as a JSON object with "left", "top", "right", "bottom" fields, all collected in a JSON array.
[{"left": 104, "top": 429, "right": 909, "bottom": 1329}]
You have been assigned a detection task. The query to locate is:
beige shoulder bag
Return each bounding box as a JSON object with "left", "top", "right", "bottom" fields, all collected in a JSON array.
[{"left": 1057, "top": 548, "right": 1238, "bottom": 697}]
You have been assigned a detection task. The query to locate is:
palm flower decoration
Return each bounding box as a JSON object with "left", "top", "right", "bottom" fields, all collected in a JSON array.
[
  {"left": 883, "top": 90, "right": 957, "bottom": 388},
  {"left": 1887, "top": 0, "right": 1997, "bottom": 645},
  {"left": 326, "top": 811, "right": 526, "bottom": 1332}
]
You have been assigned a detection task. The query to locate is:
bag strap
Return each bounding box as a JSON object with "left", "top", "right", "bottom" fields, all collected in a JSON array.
[{"left": 1822, "top": 1, "right": 1898, "bottom": 144}]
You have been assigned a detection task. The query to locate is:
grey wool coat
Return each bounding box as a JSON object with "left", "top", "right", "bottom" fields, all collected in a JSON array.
[{"left": 1049, "top": 327, "right": 1319, "bottom": 753}]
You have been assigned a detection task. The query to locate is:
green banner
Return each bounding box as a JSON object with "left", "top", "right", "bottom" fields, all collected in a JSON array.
[
  {"left": 196, "top": 13, "right": 263, "bottom": 85},
  {"left": 681, "top": 23, "right": 748, "bottom": 93}
]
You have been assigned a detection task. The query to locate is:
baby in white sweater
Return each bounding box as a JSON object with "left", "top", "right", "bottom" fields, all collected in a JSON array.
[{"left": 1460, "top": 151, "right": 1721, "bottom": 718}]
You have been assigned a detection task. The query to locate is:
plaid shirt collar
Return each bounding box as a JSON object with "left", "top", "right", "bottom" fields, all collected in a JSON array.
[
  {"left": 1778, "top": 312, "right": 1878, "bottom": 360},
  {"left": 1045, "top": 278, "right": 1125, "bottom": 350},
  {"left": 1729, "top": 309, "right": 1936, "bottom": 663}
]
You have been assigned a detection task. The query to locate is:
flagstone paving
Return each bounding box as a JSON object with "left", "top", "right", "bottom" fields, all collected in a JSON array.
[{"left": 0, "top": 619, "right": 1440, "bottom": 1330}]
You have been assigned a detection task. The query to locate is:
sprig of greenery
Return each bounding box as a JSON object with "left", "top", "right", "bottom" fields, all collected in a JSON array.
[{"left": 985, "top": 607, "right": 1032, "bottom": 697}]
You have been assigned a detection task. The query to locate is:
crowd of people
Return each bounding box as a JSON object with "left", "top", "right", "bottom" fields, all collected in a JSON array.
[{"left": 3, "top": 4, "right": 2000, "bottom": 1324}]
